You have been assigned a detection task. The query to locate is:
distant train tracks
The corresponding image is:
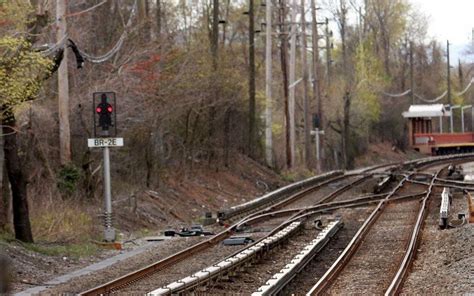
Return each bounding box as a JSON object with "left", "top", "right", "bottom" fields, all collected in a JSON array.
[
  {"left": 78, "top": 154, "right": 474, "bottom": 295},
  {"left": 306, "top": 167, "right": 442, "bottom": 295}
]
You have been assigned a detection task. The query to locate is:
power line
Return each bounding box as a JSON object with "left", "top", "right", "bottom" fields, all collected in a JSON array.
[{"left": 77, "top": 0, "right": 137, "bottom": 63}]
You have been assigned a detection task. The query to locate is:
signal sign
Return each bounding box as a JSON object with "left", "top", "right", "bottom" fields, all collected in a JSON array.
[{"left": 93, "top": 92, "right": 117, "bottom": 137}]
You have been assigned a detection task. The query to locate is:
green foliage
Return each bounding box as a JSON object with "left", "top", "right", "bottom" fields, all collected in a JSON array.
[
  {"left": 22, "top": 242, "right": 99, "bottom": 258},
  {"left": 0, "top": 2, "right": 52, "bottom": 109},
  {"left": 57, "top": 165, "right": 82, "bottom": 195},
  {"left": 0, "top": 37, "right": 52, "bottom": 108},
  {"left": 354, "top": 40, "right": 387, "bottom": 124}
]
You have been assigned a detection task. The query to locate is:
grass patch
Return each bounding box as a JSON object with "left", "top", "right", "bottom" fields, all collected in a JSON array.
[
  {"left": 22, "top": 242, "right": 99, "bottom": 258},
  {"left": 30, "top": 200, "right": 98, "bottom": 243}
]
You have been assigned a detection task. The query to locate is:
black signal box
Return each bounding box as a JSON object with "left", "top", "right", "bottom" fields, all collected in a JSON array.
[{"left": 93, "top": 92, "right": 117, "bottom": 137}]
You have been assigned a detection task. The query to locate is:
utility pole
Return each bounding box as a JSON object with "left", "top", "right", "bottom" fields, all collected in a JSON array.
[
  {"left": 311, "top": 0, "right": 322, "bottom": 172},
  {"left": 447, "top": 40, "right": 452, "bottom": 106},
  {"left": 57, "top": 0, "right": 71, "bottom": 165},
  {"left": 265, "top": 0, "right": 273, "bottom": 166},
  {"left": 301, "top": 0, "right": 312, "bottom": 169},
  {"left": 325, "top": 18, "right": 332, "bottom": 90},
  {"left": 288, "top": 0, "right": 297, "bottom": 167},
  {"left": 279, "top": 0, "right": 291, "bottom": 168},
  {"left": 410, "top": 41, "right": 415, "bottom": 104},
  {"left": 447, "top": 40, "right": 453, "bottom": 133},
  {"left": 248, "top": 0, "right": 256, "bottom": 158}
]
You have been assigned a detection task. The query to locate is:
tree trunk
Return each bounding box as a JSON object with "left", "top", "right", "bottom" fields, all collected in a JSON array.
[
  {"left": 1, "top": 162, "right": 12, "bottom": 232},
  {"left": 224, "top": 108, "right": 231, "bottom": 167},
  {"left": 0, "top": 137, "right": 6, "bottom": 230},
  {"left": 57, "top": 0, "right": 71, "bottom": 165},
  {"left": 342, "top": 92, "right": 352, "bottom": 169},
  {"left": 2, "top": 110, "right": 33, "bottom": 243}
]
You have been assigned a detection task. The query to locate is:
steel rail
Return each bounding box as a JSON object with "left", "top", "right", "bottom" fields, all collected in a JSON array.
[
  {"left": 218, "top": 170, "right": 344, "bottom": 222},
  {"left": 252, "top": 220, "right": 343, "bottom": 296},
  {"left": 435, "top": 177, "right": 474, "bottom": 185},
  {"left": 149, "top": 222, "right": 305, "bottom": 295},
  {"left": 408, "top": 179, "right": 474, "bottom": 191},
  {"left": 235, "top": 174, "right": 372, "bottom": 230},
  {"left": 306, "top": 174, "right": 411, "bottom": 295},
  {"left": 79, "top": 173, "right": 372, "bottom": 295},
  {"left": 220, "top": 162, "right": 397, "bottom": 223},
  {"left": 306, "top": 159, "right": 463, "bottom": 295},
  {"left": 385, "top": 168, "right": 442, "bottom": 295},
  {"left": 235, "top": 190, "right": 428, "bottom": 231},
  {"left": 79, "top": 154, "right": 473, "bottom": 295}
]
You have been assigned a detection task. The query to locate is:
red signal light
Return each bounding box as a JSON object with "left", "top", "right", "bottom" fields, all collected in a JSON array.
[
  {"left": 96, "top": 107, "right": 102, "bottom": 113},
  {"left": 107, "top": 106, "right": 113, "bottom": 113}
]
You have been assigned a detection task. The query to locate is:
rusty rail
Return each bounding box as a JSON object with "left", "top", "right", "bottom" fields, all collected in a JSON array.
[
  {"left": 385, "top": 168, "right": 441, "bottom": 295},
  {"left": 306, "top": 174, "right": 410, "bottom": 295}
]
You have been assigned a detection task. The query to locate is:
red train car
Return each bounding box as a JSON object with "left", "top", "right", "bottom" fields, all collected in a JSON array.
[{"left": 403, "top": 104, "right": 474, "bottom": 155}]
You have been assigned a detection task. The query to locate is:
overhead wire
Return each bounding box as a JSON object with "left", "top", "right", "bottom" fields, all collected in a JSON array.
[
  {"left": 382, "top": 76, "right": 474, "bottom": 103},
  {"left": 77, "top": 0, "right": 137, "bottom": 64},
  {"left": 414, "top": 91, "right": 447, "bottom": 103},
  {"left": 383, "top": 89, "right": 412, "bottom": 98},
  {"left": 455, "top": 78, "right": 474, "bottom": 96},
  {"left": 39, "top": 34, "right": 68, "bottom": 56}
]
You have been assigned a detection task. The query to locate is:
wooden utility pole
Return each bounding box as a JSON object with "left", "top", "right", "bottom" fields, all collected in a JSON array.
[
  {"left": 279, "top": 0, "right": 291, "bottom": 168},
  {"left": 447, "top": 40, "right": 452, "bottom": 106},
  {"left": 248, "top": 0, "right": 257, "bottom": 158},
  {"left": 288, "top": 0, "right": 297, "bottom": 167},
  {"left": 208, "top": 0, "right": 219, "bottom": 164},
  {"left": 325, "top": 18, "right": 332, "bottom": 90},
  {"left": 265, "top": 0, "right": 273, "bottom": 166},
  {"left": 410, "top": 41, "right": 415, "bottom": 104},
  {"left": 301, "top": 0, "right": 312, "bottom": 169},
  {"left": 57, "top": 0, "right": 71, "bottom": 165},
  {"left": 311, "top": 0, "right": 322, "bottom": 172}
]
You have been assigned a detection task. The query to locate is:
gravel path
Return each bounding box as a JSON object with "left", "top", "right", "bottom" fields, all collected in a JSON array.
[
  {"left": 43, "top": 236, "right": 204, "bottom": 294},
  {"left": 401, "top": 188, "right": 474, "bottom": 294}
]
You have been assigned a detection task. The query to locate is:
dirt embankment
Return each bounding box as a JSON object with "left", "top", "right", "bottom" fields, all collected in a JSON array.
[{"left": 2, "top": 154, "right": 285, "bottom": 293}]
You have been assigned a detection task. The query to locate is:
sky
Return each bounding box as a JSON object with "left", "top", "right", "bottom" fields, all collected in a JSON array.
[{"left": 410, "top": 0, "right": 474, "bottom": 62}]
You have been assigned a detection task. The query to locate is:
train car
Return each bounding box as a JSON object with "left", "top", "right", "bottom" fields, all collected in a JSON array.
[{"left": 403, "top": 104, "right": 474, "bottom": 155}]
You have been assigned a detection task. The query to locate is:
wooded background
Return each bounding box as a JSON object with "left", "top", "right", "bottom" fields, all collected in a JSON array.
[{"left": 0, "top": 0, "right": 471, "bottom": 242}]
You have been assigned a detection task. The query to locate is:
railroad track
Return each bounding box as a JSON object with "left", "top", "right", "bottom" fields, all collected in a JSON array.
[
  {"left": 78, "top": 165, "right": 392, "bottom": 295},
  {"left": 306, "top": 167, "right": 442, "bottom": 295},
  {"left": 77, "top": 154, "right": 474, "bottom": 295}
]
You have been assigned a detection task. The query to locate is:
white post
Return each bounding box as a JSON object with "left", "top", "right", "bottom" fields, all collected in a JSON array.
[
  {"left": 450, "top": 105, "right": 461, "bottom": 133},
  {"left": 103, "top": 147, "right": 115, "bottom": 242},
  {"left": 315, "top": 128, "right": 320, "bottom": 162},
  {"left": 311, "top": 128, "right": 324, "bottom": 172},
  {"left": 461, "top": 105, "right": 472, "bottom": 133},
  {"left": 450, "top": 110, "right": 454, "bottom": 133},
  {"left": 440, "top": 116, "right": 443, "bottom": 133},
  {"left": 264, "top": 0, "right": 273, "bottom": 166}
]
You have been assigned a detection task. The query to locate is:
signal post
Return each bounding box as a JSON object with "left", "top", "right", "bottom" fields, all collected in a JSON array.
[{"left": 88, "top": 92, "right": 123, "bottom": 242}]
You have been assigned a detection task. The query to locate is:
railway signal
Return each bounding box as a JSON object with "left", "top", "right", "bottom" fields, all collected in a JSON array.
[
  {"left": 93, "top": 92, "right": 117, "bottom": 137},
  {"left": 89, "top": 91, "right": 123, "bottom": 242}
]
